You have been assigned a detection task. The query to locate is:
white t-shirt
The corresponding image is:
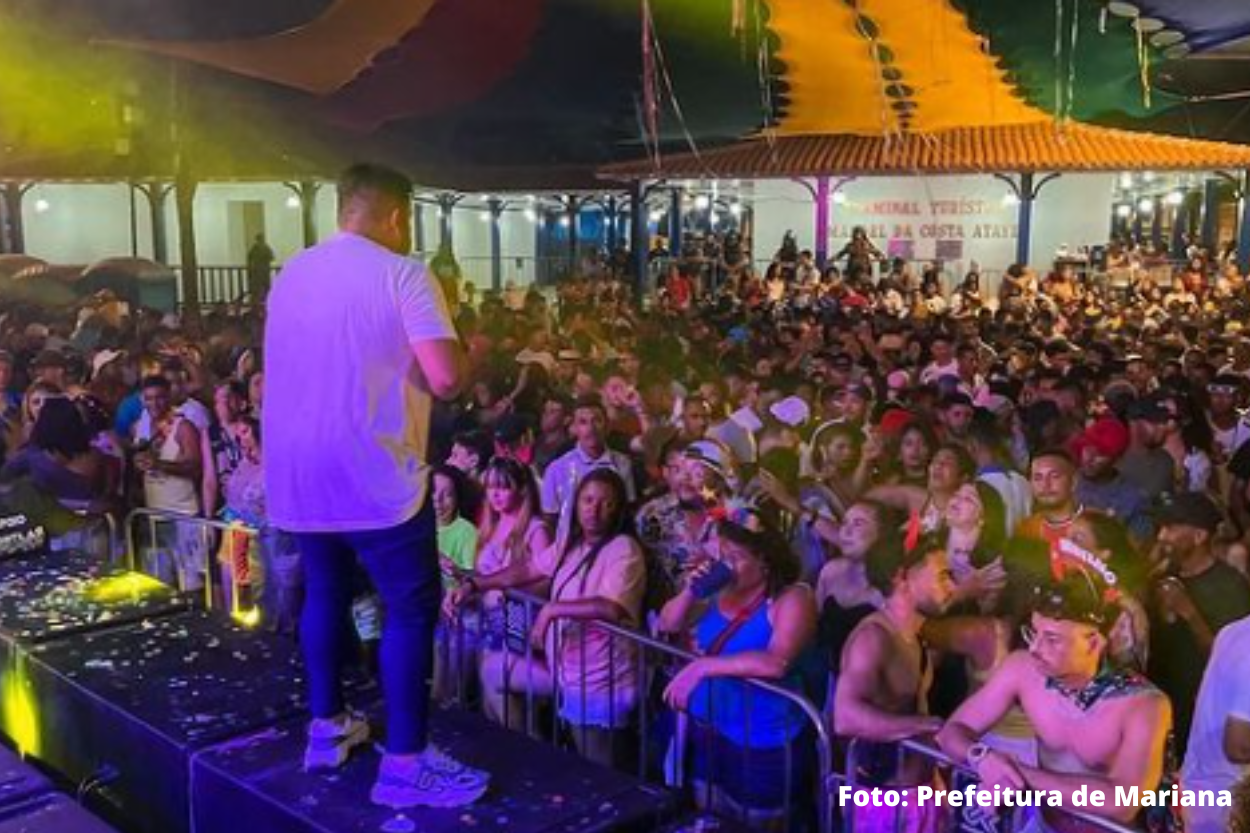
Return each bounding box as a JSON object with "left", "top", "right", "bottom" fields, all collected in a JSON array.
[
  {"left": 134, "top": 398, "right": 212, "bottom": 441},
  {"left": 263, "top": 233, "right": 457, "bottom": 532},
  {"left": 920, "top": 359, "right": 960, "bottom": 386},
  {"left": 1181, "top": 615, "right": 1250, "bottom": 833}
]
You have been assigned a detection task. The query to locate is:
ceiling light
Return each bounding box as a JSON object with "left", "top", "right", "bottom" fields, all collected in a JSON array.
[
  {"left": 1164, "top": 191, "right": 1184, "bottom": 206},
  {"left": 33, "top": 199, "right": 50, "bottom": 214},
  {"left": 1116, "top": 204, "right": 1132, "bottom": 218},
  {"left": 1137, "top": 197, "right": 1154, "bottom": 213}
]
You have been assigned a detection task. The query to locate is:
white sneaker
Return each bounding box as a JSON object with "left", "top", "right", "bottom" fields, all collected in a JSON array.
[
  {"left": 370, "top": 745, "right": 490, "bottom": 809},
  {"left": 303, "top": 711, "right": 370, "bottom": 771}
]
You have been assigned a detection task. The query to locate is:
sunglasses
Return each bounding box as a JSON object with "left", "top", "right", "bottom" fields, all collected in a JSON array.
[{"left": 1208, "top": 385, "right": 1239, "bottom": 396}]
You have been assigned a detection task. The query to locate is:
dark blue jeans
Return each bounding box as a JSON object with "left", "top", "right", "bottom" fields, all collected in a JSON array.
[{"left": 294, "top": 499, "right": 440, "bottom": 755}]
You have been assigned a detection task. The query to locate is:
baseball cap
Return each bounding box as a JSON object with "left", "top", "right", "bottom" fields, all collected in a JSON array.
[
  {"left": 842, "top": 382, "right": 875, "bottom": 401},
  {"left": 494, "top": 413, "right": 532, "bottom": 446},
  {"left": 877, "top": 408, "right": 916, "bottom": 437},
  {"left": 1125, "top": 396, "right": 1171, "bottom": 423},
  {"left": 939, "top": 392, "right": 974, "bottom": 410},
  {"left": 1029, "top": 572, "right": 1117, "bottom": 630},
  {"left": 30, "top": 349, "right": 67, "bottom": 370},
  {"left": 1154, "top": 492, "right": 1224, "bottom": 534},
  {"left": 1069, "top": 417, "right": 1130, "bottom": 461},
  {"left": 769, "top": 395, "right": 811, "bottom": 427},
  {"left": 886, "top": 370, "right": 912, "bottom": 392},
  {"left": 683, "top": 440, "right": 737, "bottom": 485},
  {"left": 90, "top": 349, "right": 125, "bottom": 381}
]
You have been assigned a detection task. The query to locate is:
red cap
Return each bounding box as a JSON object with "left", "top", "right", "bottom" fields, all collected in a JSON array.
[{"left": 1070, "top": 417, "right": 1130, "bottom": 461}]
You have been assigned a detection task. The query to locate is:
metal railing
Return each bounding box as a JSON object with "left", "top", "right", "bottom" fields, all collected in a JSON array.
[
  {"left": 123, "top": 509, "right": 259, "bottom": 615},
  {"left": 57, "top": 509, "right": 120, "bottom": 563},
  {"left": 444, "top": 588, "right": 836, "bottom": 833}
]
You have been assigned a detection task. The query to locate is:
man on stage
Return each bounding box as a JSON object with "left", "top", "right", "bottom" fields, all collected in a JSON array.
[{"left": 265, "top": 163, "right": 488, "bottom": 809}]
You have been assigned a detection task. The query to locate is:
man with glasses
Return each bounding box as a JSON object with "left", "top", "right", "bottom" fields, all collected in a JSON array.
[{"left": 938, "top": 571, "right": 1171, "bottom": 832}]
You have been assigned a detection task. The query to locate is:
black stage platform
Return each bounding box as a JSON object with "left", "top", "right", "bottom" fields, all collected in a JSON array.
[
  {"left": 0, "top": 743, "right": 120, "bottom": 832},
  {"left": 0, "top": 794, "right": 121, "bottom": 832},
  {"left": 0, "top": 743, "right": 50, "bottom": 809},
  {"left": 0, "top": 551, "right": 188, "bottom": 646},
  {"left": 13, "top": 610, "right": 368, "bottom": 833},
  {"left": 192, "top": 704, "right": 678, "bottom": 833},
  {"left": 0, "top": 554, "right": 678, "bottom": 833}
]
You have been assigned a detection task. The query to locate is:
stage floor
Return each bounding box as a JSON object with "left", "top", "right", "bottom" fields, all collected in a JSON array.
[{"left": 193, "top": 704, "right": 678, "bottom": 833}]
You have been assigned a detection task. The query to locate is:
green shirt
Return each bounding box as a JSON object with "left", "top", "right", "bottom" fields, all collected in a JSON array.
[{"left": 437, "top": 517, "right": 478, "bottom": 575}]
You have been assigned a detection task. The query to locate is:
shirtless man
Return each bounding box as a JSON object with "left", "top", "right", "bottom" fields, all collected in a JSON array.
[
  {"left": 937, "top": 574, "right": 1172, "bottom": 831},
  {"left": 835, "top": 539, "right": 955, "bottom": 833}
]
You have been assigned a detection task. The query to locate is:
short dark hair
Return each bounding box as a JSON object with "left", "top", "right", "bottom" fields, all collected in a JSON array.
[
  {"left": 716, "top": 515, "right": 801, "bottom": 597},
  {"left": 573, "top": 393, "right": 607, "bottom": 416},
  {"left": 216, "top": 380, "right": 249, "bottom": 400},
  {"left": 867, "top": 533, "right": 937, "bottom": 596},
  {"left": 32, "top": 397, "right": 92, "bottom": 458},
  {"left": 1031, "top": 447, "right": 1075, "bottom": 470},
  {"left": 141, "top": 375, "right": 171, "bottom": 391},
  {"left": 337, "top": 163, "right": 412, "bottom": 210},
  {"left": 450, "top": 430, "right": 493, "bottom": 468}
]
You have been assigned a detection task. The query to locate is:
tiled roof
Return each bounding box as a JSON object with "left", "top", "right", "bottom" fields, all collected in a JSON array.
[{"left": 599, "top": 122, "right": 1250, "bottom": 180}]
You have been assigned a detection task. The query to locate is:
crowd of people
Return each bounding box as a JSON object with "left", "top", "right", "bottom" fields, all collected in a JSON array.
[{"left": 3, "top": 182, "right": 1250, "bottom": 832}]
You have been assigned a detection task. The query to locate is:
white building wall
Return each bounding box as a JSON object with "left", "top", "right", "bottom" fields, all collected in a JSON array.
[
  {"left": 23, "top": 183, "right": 149, "bottom": 265},
  {"left": 749, "top": 173, "right": 1116, "bottom": 277},
  {"left": 499, "top": 207, "right": 538, "bottom": 288},
  {"left": 186, "top": 183, "right": 309, "bottom": 266},
  {"left": 16, "top": 176, "right": 1115, "bottom": 290}
]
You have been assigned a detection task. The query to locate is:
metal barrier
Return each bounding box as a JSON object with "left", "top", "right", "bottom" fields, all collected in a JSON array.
[
  {"left": 58, "top": 510, "right": 120, "bottom": 563},
  {"left": 123, "top": 509, "right": 261, "bottom": 617},
  {"left": 444, "top": 588, "right": 836, "bottom": 833},
  {"left": 841, "top": 737, "right": 1143, "bottom": 833}
]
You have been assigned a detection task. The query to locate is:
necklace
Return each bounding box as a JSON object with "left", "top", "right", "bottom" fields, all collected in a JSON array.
[
  {"left": 1042, "top": 504, "right": 1084, "bottom": 529},
  {"left": 1045, "top": 667, "right": 1147, "bottom": 712}
]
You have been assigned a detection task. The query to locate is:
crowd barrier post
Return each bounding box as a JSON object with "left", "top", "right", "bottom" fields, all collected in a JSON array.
[{"left": 123, "top": 509, "right": 262, "bottom": 614}]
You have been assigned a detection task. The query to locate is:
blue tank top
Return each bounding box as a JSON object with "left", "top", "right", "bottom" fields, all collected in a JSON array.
[{"left": 688, "top": 597, "right": 806, "bottom": 748}]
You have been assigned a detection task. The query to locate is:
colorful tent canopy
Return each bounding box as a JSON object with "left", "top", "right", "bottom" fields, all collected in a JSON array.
[{"left": 2, "top": 0, "right": 1250, "bottom": 188}]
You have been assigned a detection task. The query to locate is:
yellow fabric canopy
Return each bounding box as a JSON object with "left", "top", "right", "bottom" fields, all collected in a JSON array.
[{"left": 768, "top": 0, "right": 1046, "bottom": 137}]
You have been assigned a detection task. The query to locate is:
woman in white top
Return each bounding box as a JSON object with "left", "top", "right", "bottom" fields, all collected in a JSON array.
[
  {"left": 452, "top": 469, "right": 645, "bottom": 767},
  {"left": 453, "top": 457, "right": 551, "bottom": 651}
]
